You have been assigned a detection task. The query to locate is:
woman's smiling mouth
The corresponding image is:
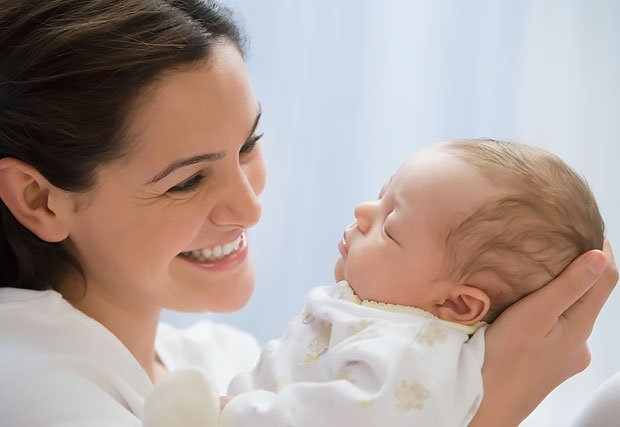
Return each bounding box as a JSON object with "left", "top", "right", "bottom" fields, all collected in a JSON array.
[{"left": 180, "top": 232, "right": 246, "bottom": 262}]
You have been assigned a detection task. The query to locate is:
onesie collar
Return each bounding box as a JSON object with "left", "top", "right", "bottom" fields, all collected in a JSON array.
[{"left": 335, "top": 280, "right": 487, "bottom": 335}]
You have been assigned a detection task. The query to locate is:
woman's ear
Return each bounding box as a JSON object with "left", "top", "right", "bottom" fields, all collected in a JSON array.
[
  {"left": 0, "top": 157, "right": 70, "bottom": 242},
  {"left": 435, "top": 284, "right": 490, "bottom": 325}
]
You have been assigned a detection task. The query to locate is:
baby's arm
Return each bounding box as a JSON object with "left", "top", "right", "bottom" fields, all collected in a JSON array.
[{"left": 223, "top": 321, "right": 485, "bottom": 427}]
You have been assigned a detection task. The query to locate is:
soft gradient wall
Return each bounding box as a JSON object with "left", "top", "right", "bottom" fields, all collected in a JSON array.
[{"left": 163, "top": 1, "right": 620, "bottom": 425}]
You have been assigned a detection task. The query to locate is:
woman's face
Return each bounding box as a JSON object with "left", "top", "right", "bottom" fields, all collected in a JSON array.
[{"left": 59, "top": 42, "right": 266, "bottom": 313}]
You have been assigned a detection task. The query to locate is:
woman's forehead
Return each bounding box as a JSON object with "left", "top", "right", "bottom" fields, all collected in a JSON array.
[{"left": 118, "top": 43, "right": 258, "bottom": 171}]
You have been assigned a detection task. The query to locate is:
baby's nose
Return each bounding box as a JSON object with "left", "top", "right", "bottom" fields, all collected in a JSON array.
[{"left": 354, "top": 201, "right": 376, "bottom": 233}]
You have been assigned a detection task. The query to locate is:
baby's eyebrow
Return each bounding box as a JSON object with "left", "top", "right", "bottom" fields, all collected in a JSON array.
[{"left": 378, "top": 175, "right": 394, "bottom": 198}]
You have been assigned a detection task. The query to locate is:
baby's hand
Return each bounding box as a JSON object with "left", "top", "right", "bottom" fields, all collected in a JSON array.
[{"left": 144, "top": 367, "right": 220, "bottom": 427}]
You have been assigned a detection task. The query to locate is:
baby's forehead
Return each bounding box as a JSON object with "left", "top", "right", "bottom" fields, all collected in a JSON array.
[
  {"left": 388, "top": 149, "right": 511, "bottom": 227},
  {"left": 391, "top": 147, "right": 487, "bottom": 193}
]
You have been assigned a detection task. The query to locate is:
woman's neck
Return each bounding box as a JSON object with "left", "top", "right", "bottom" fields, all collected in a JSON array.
[{"left": 57, "top": 279, "right": 163, "bottom": 383}]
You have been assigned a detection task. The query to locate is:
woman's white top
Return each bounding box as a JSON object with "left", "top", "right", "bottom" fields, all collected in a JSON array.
[
  {"left": 223, "top": 281, "right": 487, "bottom": 427},
  {"left": 0, "top": 287, "right": 259, "bottom": 427}
]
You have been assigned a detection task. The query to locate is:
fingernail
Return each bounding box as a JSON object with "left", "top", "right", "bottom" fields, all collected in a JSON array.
[{"left": 585, "top": 252, "right": 606, "bottom": 275}]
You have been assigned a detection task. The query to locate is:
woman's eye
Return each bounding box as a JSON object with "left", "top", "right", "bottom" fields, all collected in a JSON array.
[
  {"left": 240, "top": 133, "right": 264, "bottom": 155},
  {"left": 167, "top": 174, "right": 205, "bottom": 194}
]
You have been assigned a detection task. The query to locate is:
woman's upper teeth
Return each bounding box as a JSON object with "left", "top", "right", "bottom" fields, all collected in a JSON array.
[{"left": 186, "top": 234, "right": 244, "bottom": 261}]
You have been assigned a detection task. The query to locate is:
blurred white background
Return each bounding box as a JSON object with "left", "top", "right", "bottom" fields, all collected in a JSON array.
[{"left": 163, "top": 1, "right": 620, "bottom": 425}]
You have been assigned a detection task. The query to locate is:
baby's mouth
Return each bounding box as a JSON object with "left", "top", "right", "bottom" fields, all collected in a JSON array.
[{"left": 180, "top": 233, "right": 245, "bottom": 262}]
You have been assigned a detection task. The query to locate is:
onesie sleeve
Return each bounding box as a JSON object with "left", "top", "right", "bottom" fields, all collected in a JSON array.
[{"left": 222, "top": 320, "right": 486, "bottom": 427}]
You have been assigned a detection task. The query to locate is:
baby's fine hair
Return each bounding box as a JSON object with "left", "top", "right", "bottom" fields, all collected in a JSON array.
[{"left": 441, "top": 139, "right": 604, "bottom": 321}]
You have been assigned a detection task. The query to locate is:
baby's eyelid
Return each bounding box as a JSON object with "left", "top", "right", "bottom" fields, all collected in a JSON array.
[
  {"left": 382, "top": 223, "right": 395, "bottom": 241},
  {"left": 383, "top": 213, "right": 399, "bottom": 243}
]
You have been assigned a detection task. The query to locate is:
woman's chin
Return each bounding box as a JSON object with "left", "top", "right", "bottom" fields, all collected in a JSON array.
[
  {"left": 208, "top": 287, "right": 254, "bottom": 313},
  {"left": 166, "top": 255, "right": 256, "bottom": 312},
  {"left": 171, "top": 284, "right": 254, "bottom": 313}
]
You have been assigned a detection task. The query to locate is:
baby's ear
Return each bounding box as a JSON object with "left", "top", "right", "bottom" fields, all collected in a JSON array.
[{"left": 435, "top": 284, "right": 490, "bottom": 325}]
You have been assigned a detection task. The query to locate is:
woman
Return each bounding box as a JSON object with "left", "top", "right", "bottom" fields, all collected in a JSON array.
[{"left": 0, "top": 1, "right": 616, "bottom": 426}]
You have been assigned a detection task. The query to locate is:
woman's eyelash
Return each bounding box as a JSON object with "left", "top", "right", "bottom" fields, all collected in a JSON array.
[
  {"left": 240, "top": 132, "right": 264, "bottom": 154},
  {"left": 167, "top": 173, "right": 205, "bottom": 194},
  {"left": 166, "top": 133, "right": 263, "bottom": 195}
]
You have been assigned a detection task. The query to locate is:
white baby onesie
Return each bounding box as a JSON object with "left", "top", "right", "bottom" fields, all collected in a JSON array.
[{"left": 223, "top": 281, "right": 487, "bottom": 427}]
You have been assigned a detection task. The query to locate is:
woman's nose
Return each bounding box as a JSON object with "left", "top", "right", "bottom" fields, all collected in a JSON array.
[
  {"left": 353, "top": 201, "right": 377, "bottom": 233},
  {"left": 210, "top": 164, "right": 265, "bottom": 229}
]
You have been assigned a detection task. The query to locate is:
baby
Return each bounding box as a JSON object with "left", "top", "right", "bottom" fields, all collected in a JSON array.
[{"left": 145, "top": 139, "right": 604, "bottom": 427}]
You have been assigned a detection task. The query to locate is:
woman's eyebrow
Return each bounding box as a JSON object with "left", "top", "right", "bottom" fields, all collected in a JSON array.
[
  {"left": 146, "top": 104, "right": 262, "bottom": 185},
  {"left": 146, "top": 151, "right": 226, "bottom": 185}
]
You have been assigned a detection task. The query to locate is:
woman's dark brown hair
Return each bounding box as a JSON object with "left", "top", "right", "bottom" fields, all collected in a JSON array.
[{"left": 0, "top": 0, "right": 246, "bottom": 290}]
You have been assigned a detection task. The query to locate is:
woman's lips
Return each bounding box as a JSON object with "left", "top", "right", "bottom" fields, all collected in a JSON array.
[{"left": 179, "top": 236, "right": 249, "bottom": 272}]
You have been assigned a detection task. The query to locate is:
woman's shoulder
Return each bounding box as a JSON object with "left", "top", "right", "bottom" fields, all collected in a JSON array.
[
  {"left": 0, "top": 286, "right": 65, "bottom": 311},
  {"left": 156, "top": 320, "right": 260, "bottom": 394},
  {"left": 0, "top": 287, "right": 149, "bottom": 370},
  {"left": 572, "top": 371, "right": 620, "bottom": 426},
  {"left": 0, "top": 287, "right": 150, "bottom": 424},
  {"left": 0, "top": 287, "right": 83, "bottom": 338}
]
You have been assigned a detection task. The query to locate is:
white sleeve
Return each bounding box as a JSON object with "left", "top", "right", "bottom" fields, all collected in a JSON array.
[
  {"left": 156, "top": 321, "right": 261, "bottom": 395},
  {"left": 143, "top": 368, "right": 220, "bottom": 427},
  {"left": 222, "top": 323, "right": 485, "bottom": 427},
  {"left": 572, "top": 371, "right": 620, "bottom": 427}
]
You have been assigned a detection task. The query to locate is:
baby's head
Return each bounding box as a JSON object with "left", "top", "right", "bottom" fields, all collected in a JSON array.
[{"left": 334, "top": 139, "right": 604, "bottom": 324}]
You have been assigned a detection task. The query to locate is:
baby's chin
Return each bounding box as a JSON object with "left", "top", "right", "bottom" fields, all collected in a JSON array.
[{"left": 333, "top": 257, "right": 345, "bottom": 283}]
